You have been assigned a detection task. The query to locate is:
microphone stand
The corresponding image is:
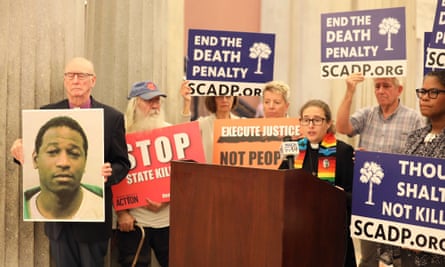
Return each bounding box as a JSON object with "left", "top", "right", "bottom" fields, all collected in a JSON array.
[{"left": 283, "top": 136, "right": 295, "bottom": 169}]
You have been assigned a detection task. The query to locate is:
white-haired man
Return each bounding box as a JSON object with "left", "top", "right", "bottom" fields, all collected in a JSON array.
[
  {"left": 336, "top": 73, "right": 424, "bottom": 267},
  {"left": 115, "top": 80, "right": 170, "bottom": 267}
]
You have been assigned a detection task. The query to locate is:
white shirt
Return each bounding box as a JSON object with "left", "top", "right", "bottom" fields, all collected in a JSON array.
[{"left": 29, "top": 187, "right": 104, "bottom": 221}]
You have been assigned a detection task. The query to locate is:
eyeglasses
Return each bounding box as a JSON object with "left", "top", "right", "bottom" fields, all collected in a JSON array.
[
  {"left": 64, "top": 72, "right": 94, "bottom": 80},
  {"left": 300, "top": 117, "right": 325, "bottom": 126},
  {"left": 415, "top": 88, "right": 445, "bottom": 99}
]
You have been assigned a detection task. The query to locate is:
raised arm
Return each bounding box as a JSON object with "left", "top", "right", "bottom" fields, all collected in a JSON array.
[
  {"left": 180, "top": 80, "right": 192, "bottom": 122},
  {"left": 336, "top": 72, "right": 364, "bottom": 135}
]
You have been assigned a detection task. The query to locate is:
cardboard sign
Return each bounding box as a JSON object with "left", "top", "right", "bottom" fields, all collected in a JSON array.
[
  {"left": 351, "top": 151, "right": 445, "bottom": 256},
  {"left": 212, "top": 118, "right": 301, "bottom": 169},
  {"left": 112, "top": 121, "right": 205, "bottom": 210},
  {"left": 186, "top": 29, "right": 275, "bottom": 96},
  {"left": 321, "top": 7, "right": 406, "bottom": 79},
  {"left": 425, "top": 1, "right": 445, "bottom": 69}
]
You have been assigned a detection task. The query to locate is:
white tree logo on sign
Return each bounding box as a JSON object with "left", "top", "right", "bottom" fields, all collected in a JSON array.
[
  {"left": 359, "top": 161, "right": 384, "bottom": 206},
  {"left": 249, "top": 42, "right": 272, "bottom": 74},
  {"left": 378, "top": 17, "right": 401, "bottom": 51}
]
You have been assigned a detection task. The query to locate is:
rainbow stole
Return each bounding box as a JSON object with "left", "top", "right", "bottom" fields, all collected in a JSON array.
[{"left": 294, "top": 133, "right": 337, "bottom": 185}]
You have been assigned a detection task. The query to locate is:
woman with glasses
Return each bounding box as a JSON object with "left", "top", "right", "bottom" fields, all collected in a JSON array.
[
  {"left": 279, "top": 99, "right": 357, "bottom": 267},
  {"left": 388, "top": 70, "right": 445, "bottom": 267}
]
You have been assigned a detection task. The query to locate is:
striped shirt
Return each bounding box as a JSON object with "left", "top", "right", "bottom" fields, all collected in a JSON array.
[{"left": 349, "top": 103, "right": 424, "bottom": 153}]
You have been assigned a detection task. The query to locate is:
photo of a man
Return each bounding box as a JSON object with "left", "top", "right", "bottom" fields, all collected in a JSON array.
[{"left": 22, "top": 110, "right": 105, "bottom": 221}]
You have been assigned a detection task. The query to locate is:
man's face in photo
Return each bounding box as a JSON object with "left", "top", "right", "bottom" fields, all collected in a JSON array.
[{"left": 33, "top": 126, "right": 86, "bottom": 195}]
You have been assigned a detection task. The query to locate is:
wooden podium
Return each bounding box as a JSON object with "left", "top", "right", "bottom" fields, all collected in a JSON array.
[{"left": 169, "top": 161, "right": 347, "bottom": 267}]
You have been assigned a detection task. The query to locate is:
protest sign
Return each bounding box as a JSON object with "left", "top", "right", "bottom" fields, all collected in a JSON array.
[
  {"left": 425, "top": 1, "right": 445, "bottom": 69},
  {"left": 321, "top": 7, "right": 406, "bottom": 79},
  {"left": 424, "top": 32, "right": 433, "bottom": 75},
  {"left": 351, "top": 151, "right": 445, "bottom": 255},
  {"left": 186, "top": 29, "right": 275, "bottom": 96},
  {"left": 212, "top": 118, "right": 301, "bottom": 169},
  {"left": 112, "top": 121, "right": 205, "bottom": 210}
]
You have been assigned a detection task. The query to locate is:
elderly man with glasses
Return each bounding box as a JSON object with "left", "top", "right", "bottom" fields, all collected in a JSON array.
[
  {"left": 336, "top": 73, "right": 425, "bottom": 267},
  {"left": 11, "top": 57, "right": 130, "bottom": 267}
]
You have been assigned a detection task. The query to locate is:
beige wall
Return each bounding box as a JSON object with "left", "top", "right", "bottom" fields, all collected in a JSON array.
[
  {"left": 1, "top": 1, "right": 85, "bottom": 265},
  {"left": 185, "top": 0, "right": 260, "bottom": 44}
]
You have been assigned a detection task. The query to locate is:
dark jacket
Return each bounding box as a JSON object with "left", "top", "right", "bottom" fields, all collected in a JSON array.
[
  {"left": 278, "top": 139, "right": 353, "bottom": 208},
  {"left": 42, "top": 97, "right": 130, "bottom": 242},
  {"left": 279, "top": 138, "right": 356, "bottom": 267}
]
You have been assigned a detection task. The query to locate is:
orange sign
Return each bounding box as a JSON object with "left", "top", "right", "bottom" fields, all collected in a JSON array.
[{"left": 213, "top": 118, "right": 301, "bottom": 169}]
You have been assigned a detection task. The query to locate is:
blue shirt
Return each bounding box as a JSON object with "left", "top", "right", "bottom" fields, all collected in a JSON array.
[{"left": 349, "top": 103, "right": 424, "bottom": 153}]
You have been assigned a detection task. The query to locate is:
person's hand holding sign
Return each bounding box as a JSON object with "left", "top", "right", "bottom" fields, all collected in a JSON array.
[
  {"left": 180, "top": 80, "right": 192, "bottom": 117},
  {"left": 10, "top": 138, "right": 24, "bottom": 165},
  {"left": 101, "top": 162, "right": 112, "bottom": 183},
  {"left": 145, "top": 198, "right": 167, "bottom": 212},
  {"left": 346, "top": 72, "right": 365, "bottom": 93}
]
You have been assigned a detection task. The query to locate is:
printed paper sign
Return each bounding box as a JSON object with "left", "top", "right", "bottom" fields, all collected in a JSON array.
[
  {"left": 425, "top": 1, "right": 445, "bottom": 69},
  {"left": 186, "top": 29, "right": 275, "bottom": 96},
  {"left": 22, "top": 109, "right": 105, "bottom": 222},
  {"left": 212, "top": 118, "right": 301, "bottom": 169},
  {"left": 321, "top": 7, "right": 406, "bottom": 79},
  {"left": 351, "top": 151, "right": 445, "bottom": 256},
  {"left": 112, "top": 122, "right": 205, "bottom": 210}
]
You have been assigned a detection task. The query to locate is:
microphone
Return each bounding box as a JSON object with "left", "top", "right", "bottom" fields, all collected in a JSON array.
[{"left": 279, "top": 136, "right": 299, "bottom": 169}]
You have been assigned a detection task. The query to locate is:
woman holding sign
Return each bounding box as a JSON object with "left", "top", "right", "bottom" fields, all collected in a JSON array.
[
  {"left": 382, "top": 70, "right": 445, "bottom": 267},
  {"left": 180, "top": 80, "right": 240, "bottom": 163},
  {"left": 279, "top": 99, "right": 357, "bottom": 267}
]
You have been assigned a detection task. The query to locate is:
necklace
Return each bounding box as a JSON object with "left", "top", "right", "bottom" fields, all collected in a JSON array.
[{"left": 424, "top": 132, "right": 437, "bottom": 143}]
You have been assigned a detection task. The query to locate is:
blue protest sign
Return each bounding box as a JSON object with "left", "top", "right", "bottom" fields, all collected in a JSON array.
[
  {"left": 351, "top": 151, "right": 445, "bottom": 255},
  {"left": 186, "top": 29, "right": 275, "bottom": 96},
  {"left": 424, "top": 32, "right": 433, "bottom": 76},
  {"left": 321, "top": 7, "right": 406, "bottom": 79},
  {"left": 425, "top": 1, "right": 445, "bottom": 69}
]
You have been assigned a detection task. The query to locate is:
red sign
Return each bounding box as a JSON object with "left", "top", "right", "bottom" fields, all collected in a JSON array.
[{"left": 112, "top": 121, "right": 205, "bottom": 210}]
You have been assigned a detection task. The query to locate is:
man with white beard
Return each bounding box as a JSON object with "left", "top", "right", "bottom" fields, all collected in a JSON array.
[{"left": 115, "top": 81, "right": 170, "bottom": 267}]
